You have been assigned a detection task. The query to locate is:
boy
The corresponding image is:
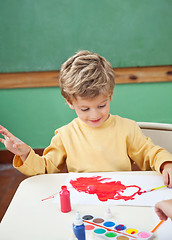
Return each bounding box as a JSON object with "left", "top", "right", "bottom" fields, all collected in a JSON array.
[{"left": 0, "top": 50, "right": 172, "bottom": 187}]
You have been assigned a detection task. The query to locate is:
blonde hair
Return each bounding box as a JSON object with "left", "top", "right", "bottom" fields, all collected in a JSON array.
[{"left": 59, "top": 50, "right": 115, "bottom": 103}]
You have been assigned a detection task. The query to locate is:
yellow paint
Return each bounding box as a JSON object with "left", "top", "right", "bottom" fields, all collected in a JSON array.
[{"left": 126, "top": 228, "right": 138, "bottom": 234}]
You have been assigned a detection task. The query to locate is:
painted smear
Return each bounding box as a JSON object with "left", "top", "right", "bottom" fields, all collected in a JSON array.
[{"left": 70, "top": 176, "right": 141, "bottom": 202}]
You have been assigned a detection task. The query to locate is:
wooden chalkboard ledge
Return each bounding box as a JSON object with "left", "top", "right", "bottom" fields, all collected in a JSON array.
[{"left": 0, "top": 65, "right": 172, "bottom": 89}]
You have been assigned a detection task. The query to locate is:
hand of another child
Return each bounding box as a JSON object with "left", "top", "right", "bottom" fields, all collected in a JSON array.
[
  {"left": 0, "top": 125, "right": 30, "bottom": 161},
  {"left": 155, "top": 199, "right": 172, "bottom": 221},
  {"left": 161, "top": 162, "right": 172, "bottom": 188}
]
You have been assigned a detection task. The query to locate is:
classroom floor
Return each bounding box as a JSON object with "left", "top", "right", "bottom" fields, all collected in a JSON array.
[{"left": 0, "top": 164, "right": 27, "bottom": 222}]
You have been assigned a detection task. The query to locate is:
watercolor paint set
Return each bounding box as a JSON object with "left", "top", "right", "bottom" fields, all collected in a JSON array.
[{"left": 82, "top": 214, "right": 154, "bottom": 240}]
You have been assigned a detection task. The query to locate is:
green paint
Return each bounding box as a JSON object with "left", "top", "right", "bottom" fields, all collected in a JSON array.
[
  {"left": 94, "top": 228, "right": 106, "bottom": 234},
  {"left": 105, "top": 232, "right": 118, "bottom": 237}
]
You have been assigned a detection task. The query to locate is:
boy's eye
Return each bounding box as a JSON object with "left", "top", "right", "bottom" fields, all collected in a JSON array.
[
  {"left": 98, "top": 104, "right": 106, "bottom": 108},
  {"left": 81, "top": 108, "right": 89, "bottom": 112}
]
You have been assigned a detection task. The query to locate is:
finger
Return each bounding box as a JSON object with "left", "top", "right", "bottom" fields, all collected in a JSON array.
[
  {"left": 155, "top": 206, "right": 168, "bottom": 221},
  {"left": 0, "top": 132, "right": 7, "bottom": 139},
  {"left": 0, "top": 138, "right": 5, "bottom": 144},
  {"left": 168, "top": 169, "right": 172, "bottom": 188},
  {"left": 0, "top": 127, "right": 13, "bottom": 139},
  {"left": 162, "top": 169, "right": 169, "bottom": 186},
  {"left": 156, "top": 212, "right": 168, "bottom": 221}
]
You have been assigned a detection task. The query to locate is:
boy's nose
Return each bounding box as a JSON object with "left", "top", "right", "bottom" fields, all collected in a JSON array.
[{"left": 90, "top": 109, "right": 100, "bottom": 119}]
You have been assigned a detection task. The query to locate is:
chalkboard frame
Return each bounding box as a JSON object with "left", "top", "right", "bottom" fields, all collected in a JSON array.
[{"left": 0, "top": 65, "right": 172, "bottom": 89}]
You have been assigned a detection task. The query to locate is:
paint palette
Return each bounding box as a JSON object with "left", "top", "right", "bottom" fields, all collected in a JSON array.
[{"left": 82, "top": 214, "right": 154, "bottom": 240}]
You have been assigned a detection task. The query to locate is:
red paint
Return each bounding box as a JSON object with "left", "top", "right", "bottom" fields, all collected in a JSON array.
[
  {"left": 85, "top": 225, "right": 95, "bottom": 230},
  {"left": 41, "top": 192, "right": 58, "bottom": 201},
  {"left": 59, "top": 185, "right": 71, "bottom": 213},
  {"left": 70, "top": 176, "right": 141, "bottom": 202},
  {"left": 138, "top": 190, "right": 146, "bottom": 195}
]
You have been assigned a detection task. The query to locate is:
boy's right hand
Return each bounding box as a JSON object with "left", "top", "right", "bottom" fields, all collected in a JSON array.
[{"left": 0, "top": 125, "right": 30, "bottom": 162}]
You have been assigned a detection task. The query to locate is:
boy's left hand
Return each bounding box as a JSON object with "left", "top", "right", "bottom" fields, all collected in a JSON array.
[{"left": 161, "top": 162, "right": 172, "bottom": 188}]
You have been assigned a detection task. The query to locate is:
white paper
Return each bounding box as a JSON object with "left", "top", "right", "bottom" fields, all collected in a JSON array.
[{"left": 65, "top": 172, "right": 172, "bottom": 206}]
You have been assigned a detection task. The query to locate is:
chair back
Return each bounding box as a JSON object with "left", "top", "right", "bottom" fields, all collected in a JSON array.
[{"left": 138, "top": 122, "right": 172, "bottom": 154}]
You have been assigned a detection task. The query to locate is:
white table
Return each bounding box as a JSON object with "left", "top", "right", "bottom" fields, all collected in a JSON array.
[{"left": 0, "top": 171, "right": 171, "bottom": 240}]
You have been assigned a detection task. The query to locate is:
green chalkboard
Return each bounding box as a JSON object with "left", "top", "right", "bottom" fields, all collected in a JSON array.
[{"left": 0, "top": 0, "right": 172, "bottom": 73}]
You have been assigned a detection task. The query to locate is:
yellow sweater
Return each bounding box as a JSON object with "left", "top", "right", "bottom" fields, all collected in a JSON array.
[{"left": 13, "top": 115, "right": 172, "bottom": 176}]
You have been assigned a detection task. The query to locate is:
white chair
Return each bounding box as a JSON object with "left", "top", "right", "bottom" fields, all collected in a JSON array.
[
  {"left": 131, "top": 122, "right": 172, "bottom": 171},
  {"left": 137, "top": 122, "right": 172, "bottom": 154}
]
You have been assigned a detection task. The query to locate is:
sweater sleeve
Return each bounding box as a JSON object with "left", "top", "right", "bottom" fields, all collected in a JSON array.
[
  {"left": 127, "top": 121, "right": 172, "bottom": 172},
  {"left": 13, "top": 132, "right": 67, "bottom": 176}
]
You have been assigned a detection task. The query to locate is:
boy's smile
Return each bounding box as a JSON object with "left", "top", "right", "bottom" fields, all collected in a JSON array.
[{"left": 66, "top": 94, "right": 111, "bottom": 128}]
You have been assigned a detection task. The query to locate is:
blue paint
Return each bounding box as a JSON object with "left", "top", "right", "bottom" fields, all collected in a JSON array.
[
  {"left": 115, "top": 224, "right": 126, "bottom": 230},
  {"left": 73, "top": 212, "right": 86, "bottom": 240},
  {"left": 103, "top": 221, "right": 115, "bottom": 227}
]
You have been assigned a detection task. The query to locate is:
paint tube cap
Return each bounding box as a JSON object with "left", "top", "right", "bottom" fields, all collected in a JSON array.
[
  {"left": 104, "top": 207, "right": 112, "bottom": 219},
  {"left": 74, "top": 211, "right": 83, "bottom": 226}
]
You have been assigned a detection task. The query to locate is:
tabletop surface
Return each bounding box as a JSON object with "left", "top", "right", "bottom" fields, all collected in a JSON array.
[{"left": 0, "top": 171, "right": 171, "bottom": 240}]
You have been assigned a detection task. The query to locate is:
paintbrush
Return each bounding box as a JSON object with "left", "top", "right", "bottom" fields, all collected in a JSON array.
[
  {"left": 138, "top": 185, "right": 167, "bottom": 195},
  {"left": 151, "top": 220, "right": 164, "bottom": 233}
]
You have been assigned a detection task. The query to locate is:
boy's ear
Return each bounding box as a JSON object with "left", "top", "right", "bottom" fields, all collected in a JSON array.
[{"left": 65, "top": 99, "right": 74, "bottom": 109}]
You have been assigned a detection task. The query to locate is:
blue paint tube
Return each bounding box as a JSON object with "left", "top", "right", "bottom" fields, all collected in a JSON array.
[{"left": 73, "top": 211, "right": 86, "bottom": 240}]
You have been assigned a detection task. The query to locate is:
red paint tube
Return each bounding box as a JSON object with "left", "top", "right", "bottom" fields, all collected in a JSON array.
[{"left": 59, "top": 185, "right": 71, "bottom": 213}]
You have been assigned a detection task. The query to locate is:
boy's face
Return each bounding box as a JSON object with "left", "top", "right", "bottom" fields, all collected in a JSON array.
[{"left": 66, "top": 94, "right": 111, "bottom": 128}]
